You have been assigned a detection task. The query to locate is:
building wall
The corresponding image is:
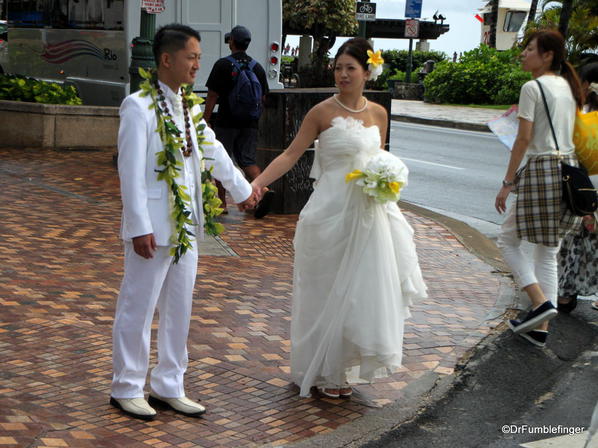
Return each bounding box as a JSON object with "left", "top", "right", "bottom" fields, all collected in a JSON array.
[{"left": 480, "top": 7, "right": 528, "bottom": 50}]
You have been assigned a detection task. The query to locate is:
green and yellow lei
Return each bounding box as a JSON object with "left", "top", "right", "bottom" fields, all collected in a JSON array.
[{"left": 139, "top": 68, "right": 224, "bottom": 263}]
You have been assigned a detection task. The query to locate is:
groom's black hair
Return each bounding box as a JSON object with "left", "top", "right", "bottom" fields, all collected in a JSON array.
[{"left": 153, "top": 24, "right": 201, "bottom": 66}]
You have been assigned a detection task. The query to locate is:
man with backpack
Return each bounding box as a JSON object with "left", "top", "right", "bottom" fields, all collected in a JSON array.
[{"left": 204, "top": 25, "right": 273, "bottom": 218}]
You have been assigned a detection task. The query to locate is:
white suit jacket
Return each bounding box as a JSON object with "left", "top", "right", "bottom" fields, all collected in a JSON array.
[{"left": 117, "top": 90, "right": 252, "bottom": 246}]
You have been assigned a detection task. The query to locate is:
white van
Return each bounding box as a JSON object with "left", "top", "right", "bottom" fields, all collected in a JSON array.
[{"left": 2, "top": 0, "right": 282, "bottom": 106}]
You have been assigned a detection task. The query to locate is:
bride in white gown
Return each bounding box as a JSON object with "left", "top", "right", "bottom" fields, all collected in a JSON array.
[{"left": 251, "top": 38, "right": 427, "bottom": 398}]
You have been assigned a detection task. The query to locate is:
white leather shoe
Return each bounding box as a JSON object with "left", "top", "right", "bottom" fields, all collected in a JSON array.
[
  {"left": 110, "top": 397, "right": 157, "bottom": 420},
  {"left": 148, "top": 392, "right": 206, "bottom": 417}
]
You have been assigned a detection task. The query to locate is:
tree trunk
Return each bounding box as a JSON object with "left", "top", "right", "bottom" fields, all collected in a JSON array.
[
  {"left": 558, "top": 0, "right": 574, "bottom": 39},
  {"left": 488, "top": 0, "right": 499, "bottom": 48},
  {"left": 527, "top": 0, "right": 539, "bottom": 28}
]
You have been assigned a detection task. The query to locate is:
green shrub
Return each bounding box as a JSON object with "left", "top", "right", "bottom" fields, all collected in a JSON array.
[
  {"left": 0, "top": 74, "right": 83, "bottom": 105},
  {"left": 370, "top": 49, "right": 446, "bottom": 90},
  {"left": 381, "top": 49, "right": 447, "bottom": 72},
  {"left": 423, "top": 45, "right": 531, "bottom": 105}
]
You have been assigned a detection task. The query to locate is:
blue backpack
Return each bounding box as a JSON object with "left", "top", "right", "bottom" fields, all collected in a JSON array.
[{"left": 226, "top": 56, "right": 263, "bottom": 121}]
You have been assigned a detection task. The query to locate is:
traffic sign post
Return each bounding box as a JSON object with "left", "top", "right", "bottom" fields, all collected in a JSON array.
[
  {"left": 405, "top": 19, "right": 420, "bottom": 38},
  {"left": 405, "top": 0, "right": 422, "bottom": 19},
  {"left": 404, "top": 19, "right": 419, "bottom": 83},
  {"left": 141, "top": 0, "right": 165, "bottom": 14},
  {"left": 356, "top": 1, "right": 376, "bottom": 21},
  {"left": 356, "top": 1, "right": 376, "bottom": 38}
]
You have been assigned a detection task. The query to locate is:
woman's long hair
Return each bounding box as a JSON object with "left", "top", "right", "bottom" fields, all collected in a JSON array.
[{"left": 526, "top": 30, "right": 584, "bottom": 109}]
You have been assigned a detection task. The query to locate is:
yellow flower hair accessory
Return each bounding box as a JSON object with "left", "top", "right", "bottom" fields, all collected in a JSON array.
[{"left": 366, "top": 49, "right": 384, "bottom": 81}]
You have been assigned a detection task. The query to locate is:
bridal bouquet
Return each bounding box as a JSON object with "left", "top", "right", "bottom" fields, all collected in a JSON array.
[{"left": 345, "top": 151, "right": 408, "bottom": 203}]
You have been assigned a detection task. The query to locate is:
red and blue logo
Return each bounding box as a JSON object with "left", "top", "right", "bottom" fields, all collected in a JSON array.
[{"left": 41, "top": 39, "right": 112, "bottom": 63}]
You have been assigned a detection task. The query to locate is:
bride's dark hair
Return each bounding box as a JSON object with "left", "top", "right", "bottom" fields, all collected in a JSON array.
[{"left": 334, "top": 38, "right": 373, "bottom": 71}]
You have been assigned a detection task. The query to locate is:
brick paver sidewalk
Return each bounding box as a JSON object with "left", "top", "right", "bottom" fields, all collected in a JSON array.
[{"left": 0, "top": 148, "right": 502, "bottom": 447}]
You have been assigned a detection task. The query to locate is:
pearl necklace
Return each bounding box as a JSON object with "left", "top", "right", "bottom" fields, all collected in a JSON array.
[{"left": 333, "top": 94, "right": 368, "bottom": 113}]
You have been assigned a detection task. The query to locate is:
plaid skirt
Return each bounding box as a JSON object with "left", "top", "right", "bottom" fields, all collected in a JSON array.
[{"left": 514, "top": 154, "right": 581, "bottom": 247}]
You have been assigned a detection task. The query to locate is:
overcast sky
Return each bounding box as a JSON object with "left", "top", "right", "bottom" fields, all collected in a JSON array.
[
  {"left": 371, "top": 0, "right": 488, "bottom": 55},
  {"left": 287, "top": 0, "right": 514, "bottom": 57}
]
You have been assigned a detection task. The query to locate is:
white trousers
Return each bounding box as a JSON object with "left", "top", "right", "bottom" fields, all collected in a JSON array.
[
  {"left": 497, "top": 206, "right": 561, "bottom": 306},
  {"left": 111, "top": 241, "right": 198, "bottom": 399}
]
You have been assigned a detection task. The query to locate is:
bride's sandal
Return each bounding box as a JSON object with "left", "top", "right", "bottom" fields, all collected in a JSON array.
[
  {"left": 317, "top": 386, "right": 340, "bottom": 398},
  {"left": 339, "top": 385, "right": 353, "bottom": 398}
]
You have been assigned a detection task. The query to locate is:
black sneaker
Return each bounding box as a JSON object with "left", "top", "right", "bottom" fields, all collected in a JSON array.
[
  {"left": 509, "top": 301, "right": 557, "bottom": 334},
  {"left": 508, "top": 320, "right": 548, "bottom": 347},
  {"left": 557, "top": 295, "right": 577, "bottom": 314},
  {"left": 254, "top": 190, "right": 275, "bottom": 219}
]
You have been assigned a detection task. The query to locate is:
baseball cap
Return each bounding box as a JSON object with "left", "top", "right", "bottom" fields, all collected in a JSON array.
[{"left": 225, "top": 25, "right": 252, "bottom": 45}]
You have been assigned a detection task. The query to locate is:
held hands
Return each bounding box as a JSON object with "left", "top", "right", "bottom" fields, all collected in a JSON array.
[
  {"left": 236, "top": 183, "right": 270, "bottom": 211},
  {"left": 251, "top": 182, "right": 269, "bottom": 203},
  {"left": 236, "top": 182, "right": 268, "bottom": 211},
  {"left": 133, "top": 233, "right": 157, "bottom": 259},
  {"left": 237, "top": 184, "right": 260, "bottom": 211}
]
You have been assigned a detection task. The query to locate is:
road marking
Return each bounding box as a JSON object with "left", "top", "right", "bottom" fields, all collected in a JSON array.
[{"left": 400, "top": 157, "right": 465, "bottom": 170}]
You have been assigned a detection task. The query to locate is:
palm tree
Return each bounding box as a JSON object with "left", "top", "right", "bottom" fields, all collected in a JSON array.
[
  {"left": 529, "top": 0, "right": 598, "bottom": 63},
  {"left": 558, "top": 0, "right": 574, "bottom": 38},
  {"left": 527, "top": 0, "right": 540, "bottom": 29}
]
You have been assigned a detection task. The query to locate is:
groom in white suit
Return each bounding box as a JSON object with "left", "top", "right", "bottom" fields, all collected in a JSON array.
[{"left": 111, "top": 24, "right": 255, "bottom": 420}]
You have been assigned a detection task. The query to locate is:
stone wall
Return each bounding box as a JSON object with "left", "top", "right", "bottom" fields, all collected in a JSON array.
[
  {"left": 256, "top": 88, "right": 391, "bottom": 214},
  {"left": 0, "top": 100, "right": 119, "bottom": 150},
  {"left": 392, "top": 82, "right": 424, "bottom": 100}
]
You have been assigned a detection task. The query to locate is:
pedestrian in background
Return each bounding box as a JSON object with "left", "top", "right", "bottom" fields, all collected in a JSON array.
[
  {"left": 495, "top": 30, "right": 584, "bottom": 347},
  {"left": 557, "top": 62, "right": 598, "bottom": 313},
  {"left": 203, "top": 25, "right": 274, "bottom": 218}
]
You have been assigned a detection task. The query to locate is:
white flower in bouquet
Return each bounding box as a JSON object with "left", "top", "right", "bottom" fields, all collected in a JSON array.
[{"left": 345, "top": 151, "right": 408, "bottom": 203}]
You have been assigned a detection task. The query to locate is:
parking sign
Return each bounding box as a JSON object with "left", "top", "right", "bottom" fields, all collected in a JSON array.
[{"left": 405, "top": 19, "right": 419, "bottom": 38}]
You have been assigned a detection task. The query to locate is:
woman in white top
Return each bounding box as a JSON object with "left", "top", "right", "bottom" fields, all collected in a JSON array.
[{"left": 494, "top": 30, "right": 584, "bottom": 347}]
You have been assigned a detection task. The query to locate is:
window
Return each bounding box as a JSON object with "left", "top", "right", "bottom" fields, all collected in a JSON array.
[
  {"left": 7, "top": 0, "right": 123, "bottom": 29},
  {"left": 503, "top": 11, "right": 526, "bottom": 33}
]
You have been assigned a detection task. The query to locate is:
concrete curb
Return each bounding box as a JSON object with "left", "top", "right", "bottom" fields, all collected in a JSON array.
[{"left": 391, "top": 114, "right": 491, "bottom": 133}]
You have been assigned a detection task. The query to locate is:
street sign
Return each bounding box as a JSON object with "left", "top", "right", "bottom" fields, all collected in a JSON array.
[
  {"left": 356, "top": 2, "right": 376, "bottom": 22},
  {"left": 405, "top": 0, "right": 423, "bottom": 19},
  {"left": 405, "top": 19, "right": 420, "bottom": 38},
  {"left": 141, "top": 0, "right": 165, "bottom": 14}
]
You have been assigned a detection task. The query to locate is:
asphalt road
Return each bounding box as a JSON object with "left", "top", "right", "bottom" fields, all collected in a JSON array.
[
  {"left": 362, "top": 304, "right": 598, "bottom": 448},
  {"left": 389, "top": 121, "right": 511, "bottom": 239}
]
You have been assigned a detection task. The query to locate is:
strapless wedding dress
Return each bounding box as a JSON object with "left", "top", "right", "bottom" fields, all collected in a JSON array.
[{"left": 291, "top": 116, "right": 428, "bottom": 397}]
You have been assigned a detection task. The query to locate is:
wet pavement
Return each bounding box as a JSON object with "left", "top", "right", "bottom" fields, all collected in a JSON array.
[{"left": 0, "top": 143, "right": 503, "bottom": 447}]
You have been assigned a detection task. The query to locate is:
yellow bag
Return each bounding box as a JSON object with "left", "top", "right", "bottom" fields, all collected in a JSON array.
[{"left": 573, "top": 109, "right": 598, "bottom": 175}]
